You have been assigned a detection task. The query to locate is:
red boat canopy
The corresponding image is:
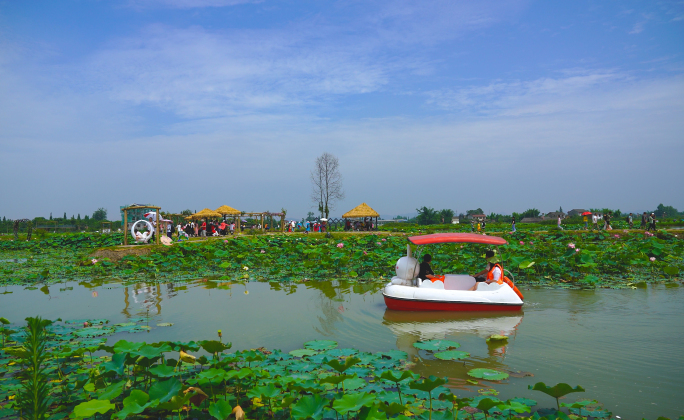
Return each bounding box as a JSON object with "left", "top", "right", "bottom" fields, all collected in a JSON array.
[{"left": 408, "top": 233, "right": 508, "bottom": 246}]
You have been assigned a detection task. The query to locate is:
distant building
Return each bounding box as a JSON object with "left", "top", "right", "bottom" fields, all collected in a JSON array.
[
  {"left": 545, "top": 211, "right": 566, "bottom": 220},
  {"left": 567, "top": 209, "right": 587, "bottom": 217},
  {"left": 467, "top": 214, "right": 487, "bottom": 222},
  {"left": 451, "top": 217, "right": 459, "bottom": 224}
]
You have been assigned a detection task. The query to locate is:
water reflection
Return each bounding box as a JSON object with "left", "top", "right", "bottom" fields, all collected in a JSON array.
[{"left": 382, "top": 309, "right": 525, "bottom": 387}]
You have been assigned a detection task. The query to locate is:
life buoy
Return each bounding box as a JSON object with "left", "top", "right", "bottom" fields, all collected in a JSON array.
[
  {"left": 430, "top": 275, "right": 446, "bottom": 283},
  {"left": 502, "top": 277, "right": 524, "bottom": 300},
  {"left": 131, "top": 220, "right": 155, "bottom": 243}
]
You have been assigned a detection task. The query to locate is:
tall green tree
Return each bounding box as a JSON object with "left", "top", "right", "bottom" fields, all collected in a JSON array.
[
  {"left": 438, "top": 209, "right": 455, "bottom": 224},
  {"left": 416, "top": 207, "right": 439, "bottom": 225},
  {"left": 92, "top": 208, "right": 107, "bottom": 221},
  {"left": 655, "top": 204, "right": 679, "bottom": 217}
]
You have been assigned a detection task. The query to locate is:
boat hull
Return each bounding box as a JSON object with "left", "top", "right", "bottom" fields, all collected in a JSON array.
[{"left": 383, "top": 294, "right": 522, "bottom": 311}]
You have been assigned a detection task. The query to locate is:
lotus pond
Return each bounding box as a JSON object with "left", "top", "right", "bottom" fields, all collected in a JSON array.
[{"left": 1, "top": 277, "right": 683, "bottom": 419}]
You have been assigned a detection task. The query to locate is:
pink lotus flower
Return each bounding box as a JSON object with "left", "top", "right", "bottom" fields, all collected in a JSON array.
[
  {"left": 377, "top": 242, "right": 381, "bottom": 245},
  {"left": 650, "top": 257, "right": 656, "bottom": 262},
  {"left": 83, "top": 322, "right": 89, "bottom": 327},
  {"left": 260, "top": 250, "right": 265, "bottom": 253},
  {"left": 382, "top": 239, "right": 386, "bottom": 241},
  {"left": 614, "top": 234, "right": 620, "bottom": 238},
  {"left": 568, "top": 243, "right": 575, "bottom": 249},
  {"left": 92, "top": 291, "right": 98, "bottom": 298},
  {"left": 530, "top": 242, "right": 534, "bottom": 245},
  {"left": 363, "top": 251, "right": 367, "bottom": 255},
  {"left": 224, "top": 240, "right": 228, "bottom": 243},
  {"left": 519, "top": 241, "right": 524, "bottom": 245},
  {"left": 337, "top": 243, "right": 344, "bottom": 248},
  {"left": 575, "top": 248, "right": 580, "bottom": 252},
  {"left": 91, "top": 259, "right": 98, "bottom": 264}
]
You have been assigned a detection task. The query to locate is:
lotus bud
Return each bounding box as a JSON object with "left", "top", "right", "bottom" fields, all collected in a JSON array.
[{"left": 218, "top": 330, "right": 222, "bottom": 338}]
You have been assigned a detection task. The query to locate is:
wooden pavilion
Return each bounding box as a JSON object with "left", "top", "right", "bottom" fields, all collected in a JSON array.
[{"left": 342, "top": 203, "right": 380, "bottom": 231}]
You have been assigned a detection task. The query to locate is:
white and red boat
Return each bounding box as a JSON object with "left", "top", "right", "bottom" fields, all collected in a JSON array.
[{"left": 383, "top": 233, "right": 524, "bottom": 311}]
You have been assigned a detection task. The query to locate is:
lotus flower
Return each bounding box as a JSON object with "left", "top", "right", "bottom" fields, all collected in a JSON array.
[
  {"left": 260, "top": 250, "right": 265, "bottom": 253},
  {"left": 91, "top": 259, "right": 98, "bottom": 264},
  {"left": 614, "top": 234, "right": 620, "bottom": 238},
  {"left": 244, "top": 290, "right": 249, "bottom": 295},
  {"left": 363, "top": 251, "right": 367, "bottom": 255},
  {"left": 568, "top": 243, "right": 575, "bottom": 249},
  {"left": 243, "top": 266, "right": 249, "bottom": 270},
  {"left": 337, "top": 243, "right": 344, "bottom": 248},
  {"left": 575, "top": 248, "right": 580, "bottom": 252},
  {"left": 530, "top": 242, "right": 534, "bottom": 245},
  {"left": 382, "top": 239, "right": 386, "bottom": 241},
  {"left": 92, "top": 291, "right": 98, "bottom": 298},
  {"left": 224, "top": 240, "right": 228, "bottom": 243},
  {"left": 650, "top": 257, "right": 656, "bottom": 262},
  {"left": 519, "top": 241, "right": 524, "bottom": 245}
]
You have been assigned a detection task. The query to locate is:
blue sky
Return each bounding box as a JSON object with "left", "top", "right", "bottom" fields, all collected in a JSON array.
[{"left": 1, "top": 0, "right": 683, "bottom": 220}]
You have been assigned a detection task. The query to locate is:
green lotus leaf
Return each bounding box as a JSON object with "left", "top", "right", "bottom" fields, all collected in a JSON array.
[
  {"left": 333, "top": 392, "right": 376, "bottom": 415},
  {"left": 486, "top": 335, "right": 508, "bottom": 343},
  {"left": 132, "top": 344, "right": 172, "bottom": 359},
  {"left": 102, "top": 353, "right": 126, "bottom": 376},
  {"left": 98, "top": 380, "right": 126, "bottom": 400},
  {"left": 510, "top": 397, "right": 537, "bottom": 407},
  {"left": 291, "top": 394, "right": 328, "bottom": 420},
  {"left": 208, "top": 400, "right": 233, "bottom": 420},
  {"left": 664, "top": 266, "right": 679, "bottom": 275},
  {"left": 319, "top": 374, "right": 353, "bottom": 386},
  {"left": 289, "top": 348, "right": 318, "bottom": 357},
  {"left": 113, "top": 340, "right": 144, "bottom": 353},
  {"left": 378, "top": 370, "right": 414, "bottom": 384},
  {"left": 528, "top": 382, "right": 585, "bottom": 399},
  {"left": 377, "top": 350, "right": 407, "bottom": 360},
  {"left": 200, "top": 340, "right": 232, "bottom": 354},
  {"left": 467, "top": 368, "right": 509, "bottom": 381},
  {"left": 475, "top": 397, "right": 500, "bottom": 412},
  {"left": 149, "top": 364, "right": 176, "bottom": 377},
  {"left": 112, "top": 322, "right": 137, "bottom": 327},
  {"left": 114, "top": 390, "right": 158, "bottom": 419},
  {"left": 412, "top": 339, "right": 460, "bottom": 352},
  {"left": 358, "top": 404, "right": 387, "bottom": 420},
  {"left": 326, "top": 356, "right": 361, "bottom": 373},
  {"left": 434, "top": 350, "right": 470, "bottom": 360},
  {"left": 409, "top": 375, "right": 447, "bottom": 392},
  {"left": 72, "top": 326, "right": 115, "bottom": 338},
  {"left": 73, "top": 399, "right": 116, "bottom": 417},
  {"left": 247, "top": 383, "right": 281, "bottom": 399},
  {"left": 342, "top": 376, "right": 367, "bottom": 391},
  {"left": 304, "top": 340, "right": 338, "bottom": 350},
  {"left": 377, "top": 402, "right": 407, "bottom": 416},
  {"left": 149, "top": 378, "right": 182, "bottom": 403},
  {"left": 0, "top": 317, "right": 9, "bottom": 325}
]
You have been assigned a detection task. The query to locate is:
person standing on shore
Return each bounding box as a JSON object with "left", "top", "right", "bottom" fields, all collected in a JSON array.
[
  {"left": 557, "top": 215, "right": 563, "bottom": 230},
  {"left": 583, "top": 214, "right": 588, "bottom": 230},
  {"left": 641, "top": 212, "right": 647, "bottom": 229},
  {"left": 592, "top": 213, "right": 598, "bottom": 230},
  {"left": 628, "top": 213, "right": 634, "bottom": 229},
  {"left": 511, "top": 217, "right": 516, "bottom": 233}
]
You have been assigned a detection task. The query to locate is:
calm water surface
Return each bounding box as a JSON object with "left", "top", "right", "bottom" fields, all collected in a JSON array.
[{"left": 1, "top": 279, "right": 682, "bottom": 419}]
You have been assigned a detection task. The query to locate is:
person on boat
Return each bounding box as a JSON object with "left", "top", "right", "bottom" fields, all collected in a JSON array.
[
  {"left": 469, "top": 250, "right": 502, "bottom": 291},
  {"left": 418, "top": 254, "right": 438, "bottom": 281}
]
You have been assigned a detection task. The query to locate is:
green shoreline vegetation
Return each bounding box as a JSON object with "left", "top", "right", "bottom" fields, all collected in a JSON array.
[
  {"left": 1, "top": 227, "right": 682, "bottom": 288},
  {"left": 0, "top": 316, "right": 679, "bottom": 420}
]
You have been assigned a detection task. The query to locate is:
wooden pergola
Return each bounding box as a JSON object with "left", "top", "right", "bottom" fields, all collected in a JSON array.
[
  {"left": 342, "top": 203, "right": 380, "bottom": 231},
  {"left": 122, "top": 205, "right": 161, "bottom": 246}
]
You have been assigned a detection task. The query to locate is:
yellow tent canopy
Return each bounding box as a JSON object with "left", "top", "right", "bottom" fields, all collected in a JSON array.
[
  {"left": 215, "top": 205, "right": 241, "bottom": 215},
  {"left": 190, "top": 208, "right": 223, "bottom": 219},
  {"left": 342, "top": 203, "right": 380, "bottom": 218}
]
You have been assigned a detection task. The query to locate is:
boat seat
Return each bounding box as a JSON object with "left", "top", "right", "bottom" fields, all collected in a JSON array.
[
  {"left": 418, "top": 279, "right": 445, "bottom": 290},
  {"left": 443, "top": 274, "right": 476, "bottom": 290}
]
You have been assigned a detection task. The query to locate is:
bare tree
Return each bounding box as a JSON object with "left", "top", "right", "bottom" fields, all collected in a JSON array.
[{"left": 311, "top": 153, "right": 345, "bottom": 219}]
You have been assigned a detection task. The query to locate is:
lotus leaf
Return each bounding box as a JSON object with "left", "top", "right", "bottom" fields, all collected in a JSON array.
[
  {"left": 358, "top": 404, "right": 388, "bottom": 420},
  {"left": 113, "top": 340, "right": 144, "bottom": 353},
  {"left": 288, "top": 348, "right": 316, "bottom": 357},
  {"left": 133, "top": 344, "right": 172, "bottom": 359},
  {"left": 486, "top": 335, "right": 508, "bottom": 342},
  {"left": 72, "top": 326, "right": 115, "bottom": 338},
  {"left": 149, "top": 378, "right": 182, "bottom": 403},
  {"left": 467, "top": 368, "right": 509, "bottom": 381},
  {"left": 73, "top": 399, "right": 116, "bottom": 417},
  {"left": 247, "top": 383, "right": 280, "bottom": 399},
  {"left": 149, "top": 365, "right": 176, "bottom": 377},
  {"left": 325, "top": 348, "right": 358, "bottom": 358},
  {"left": 209, "top": 400, "right": 233, "bottom": 420},
  {"left": 201, "top": 340, "right": 232, "bottom": 354},
  {"left": 114, "top": 390, "right": 158, "bottom": 419},
  {"left": 98, "top": 380, "right": 126, "bottom": 400},
  {"left": 529, "top": 382, "right": 585, "bottom": 410},
  {"left": 409, "top": 376, "right": 447, "bottom": 393},
  {"left": 319, "top": 374, "right": 353, "bottom": 386},
  {"left": 102, "top": 353, "right": 126, "bottom": 375},
  {"left": 326, "top": 356, "right": 361, "bottom": 373},
  {"left": 304, "top": 340, "right": 338, "bottom": 350},
  {"left": 378, "top": 350, "right": 407, "bottom": 360},
  {"left": 412, "top": 339, "right": 460, "bottom": 352},
  {"left": 342, "top": 376, "right": 367, "bottom": 391},
  {"left": 291, "top": 394, "right": 328, "bottom": 420},
  {"left": 434, "top": 350, "right": 469, "bottom": 360},
  {"left": 333, "top": 392, "right": 376, "bottom": 415}
]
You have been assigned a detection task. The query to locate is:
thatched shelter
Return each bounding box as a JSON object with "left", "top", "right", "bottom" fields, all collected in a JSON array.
[
  {"left": 190, "top": 208, "right": 222, "bottom": 219},
  {"left": 342, "top": 203, "right": 379, "bottom": 231},
  {"left": 215, "top": 205, "right": 241, "bottom": 215}
]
